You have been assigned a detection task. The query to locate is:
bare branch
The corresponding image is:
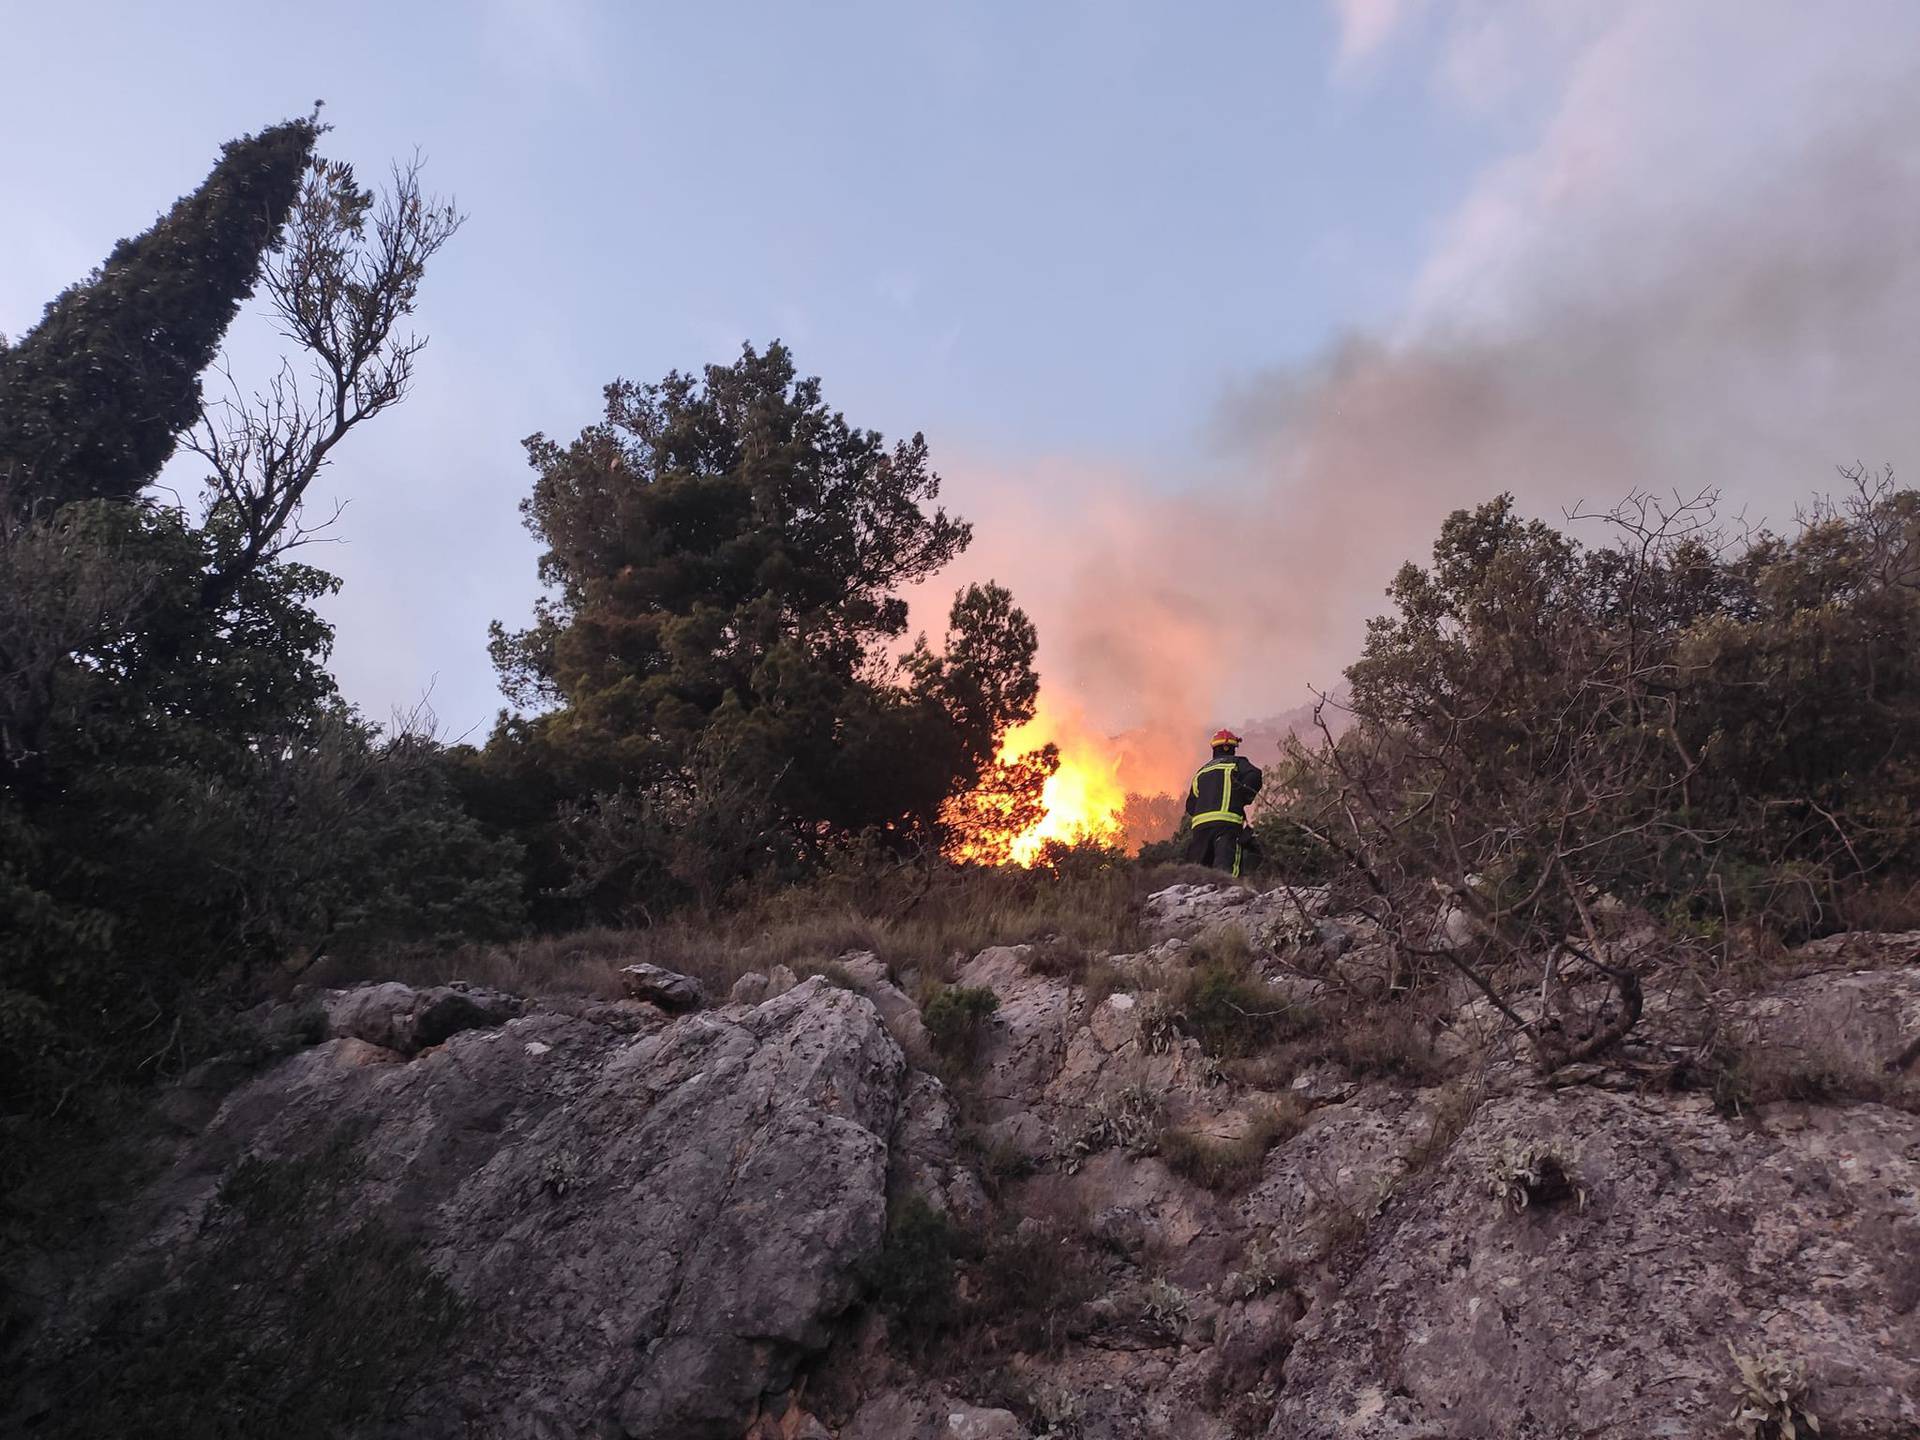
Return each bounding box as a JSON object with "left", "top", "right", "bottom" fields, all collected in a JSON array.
[{"left": 190, "top": 154, "right": 463, "bottom": 607}]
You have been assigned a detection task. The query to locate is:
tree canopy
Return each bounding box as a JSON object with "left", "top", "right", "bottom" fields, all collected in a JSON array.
[
  {"left": 481, "top": 342, "right": 1043, "bottom": 912},
  {"left": 0, "top": 120, "right": 318, "bottom": 516},
  {"left": 0, "top": 122, "right": 503, "bottom": 1122}
]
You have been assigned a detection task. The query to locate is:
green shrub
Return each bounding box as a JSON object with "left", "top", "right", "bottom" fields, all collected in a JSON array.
[
  {"left": 1250, "top": 812, "right": 1340, "bottom": 884},
  {"left": 970, "top": 1221, "right": 1101, "bottom": 1355},
  {"left": 865, "top": 1195, "right": 959, "bottom": 1350},
  {"left": 922, "top": 984, "right": 1000, "bottom": 1062},
  {"left": 1168, "top": 932, "right": 1318, "bottom": 1059},
  {"left": 1289, "top": 475, "right": 1920, "bottom": 1068},
  {"left": 30, "top": 1133, "right": 465, "bottom": 1439}
]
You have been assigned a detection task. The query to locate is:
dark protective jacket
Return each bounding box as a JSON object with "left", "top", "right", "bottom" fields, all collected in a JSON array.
[{"left": 1184, "top": 751, "right": 1263, "bottom": 828}]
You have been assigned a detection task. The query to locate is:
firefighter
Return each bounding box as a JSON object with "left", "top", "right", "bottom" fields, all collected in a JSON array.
[{"left": 1184, "top": 729, "right": 1263, "bottom": 876}]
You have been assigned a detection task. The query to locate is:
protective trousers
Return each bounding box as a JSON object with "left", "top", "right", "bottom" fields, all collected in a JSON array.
[{"left": 1185, "top": 820, "right": 1245, "bottom": 876}]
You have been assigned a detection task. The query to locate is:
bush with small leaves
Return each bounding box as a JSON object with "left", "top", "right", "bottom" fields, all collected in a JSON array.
[
  {"left": 32, "top": 1134, "right": 465, "bottom": 1440},
  {"left": 921, "top": 983, "right": 1000, "bottom": 1063},
  {"left": 864, "top": 1195, "right": 959, "bottom": 1351}
]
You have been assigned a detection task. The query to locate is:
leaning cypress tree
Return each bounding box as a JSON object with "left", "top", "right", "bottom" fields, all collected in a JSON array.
[{"left": 0, "top": 118, "right": 317, "bottom": 517}]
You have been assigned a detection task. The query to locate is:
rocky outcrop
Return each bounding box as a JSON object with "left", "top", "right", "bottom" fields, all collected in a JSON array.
[
  {"left": 1143, "top": 881, "right": 1331, "bottom": 945},
  {"left": 37, "top": 976, "right": 910, "bottom": 1440},
  {"left": 317, "top": 979, "right": 524, "bottom": 1055},
  {"left": 620, "top": 960, "right": 710, "bottom": 1012},
  {"left": 22, "top": 895, "right": 1920, "bottom": 1440},
  {"left": 1272, "top": 1087, "right": 1920, "bottom": 1439}
]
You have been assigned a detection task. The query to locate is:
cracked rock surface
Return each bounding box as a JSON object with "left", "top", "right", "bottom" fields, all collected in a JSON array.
[{"left": 72, "top": 977, "right": 907, "bottom": 1440}]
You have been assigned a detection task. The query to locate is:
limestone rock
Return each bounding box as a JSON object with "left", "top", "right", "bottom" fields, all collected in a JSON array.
[
  {"left": 618, "top": 960, "right": 708, "bottom": 1012},
  {"left": 1730, "top": 965, "right": 1920, "bottom": 1104},
  {"left": 85, "top": 978, "right": 906, "bottom": 1440},
  {"left": 843, "top": 1391, "right": 1029, "bottom": 1440},
  {"left": 729, "top": 970, "right": 771, "bottom": 1005},
  {"left": 1270, "top": 1088, "right": 1920, "bottom": 1439},
  {"left": 890, "top": 1069, "right": 989, "bottom": 1223},
  {"left": 835, "top": 950, "right": 934, "bottom": 1054},
  {"left": 318, "top": 980, "right": 521, "bottom": 1056},
  {"left": 1144, "top": 882, "right": 1331, "bottom": 943}
]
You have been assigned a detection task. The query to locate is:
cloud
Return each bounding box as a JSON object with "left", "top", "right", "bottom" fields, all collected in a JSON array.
[{"left": 1331, "top": 0, "right": 1423, "bottom": 72}]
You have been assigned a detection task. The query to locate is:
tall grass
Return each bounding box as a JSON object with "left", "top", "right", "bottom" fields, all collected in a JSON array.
[{"left": 316, "top": 853, "right": 1222, "bottom": 1000}]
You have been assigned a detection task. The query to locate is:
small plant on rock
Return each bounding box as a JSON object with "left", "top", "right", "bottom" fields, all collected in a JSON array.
[
  {"left": 1027, "top": 1380, "right": 1086, "bottom": 1439},
  {"left": 539, "top": 1146, "right": 582, "bottom": 1198},
  {"left": 1220, "top": 1237, "right": 1296, "bottom": 1302},
  {"left": 1138, "top": 993, "right": 1183, "bottom": 1054},
  {"left": 1138, "top": 1277, "right": 1191, "bottom": 1341},
  {"left": 1729, "top": 1344, "right": 1820, "bottom": 1439},
  {"left": 1485, "top": 1140, "right": 1586, "bottom": 1215},
  {"left": 1059, "top": 1083, "right": 1163, "bottom": 1172},
  {"left": 921, "top": 983, "right": 1000, "bottom": 1063}
]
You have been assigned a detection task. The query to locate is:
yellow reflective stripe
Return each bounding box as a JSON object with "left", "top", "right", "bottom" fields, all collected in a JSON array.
[{"left": 1191, "top": 760, "right": 1240, "bottom": 827}]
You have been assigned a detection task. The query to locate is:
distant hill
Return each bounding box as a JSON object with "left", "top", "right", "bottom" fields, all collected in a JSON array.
[{"left": 1233, "top": 686, "right": 1352, "bottom": 767}]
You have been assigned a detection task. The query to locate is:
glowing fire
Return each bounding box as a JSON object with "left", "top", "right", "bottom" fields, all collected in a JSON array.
[{"left": 950, "top": 697, "right": 1131, "bottom": 865}]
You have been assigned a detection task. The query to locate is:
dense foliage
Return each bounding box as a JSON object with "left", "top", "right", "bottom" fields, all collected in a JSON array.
[
  {"left": 0, "top": 123, "right": 512, "bottom": 1124},
  {"left": 0, "top": 121, "right": 317, "bottom": 515},
  {"left": 476, "top": 342, "right": 1045, "bottom": 918},
  {"left": 1282, "top": 475, "right": 1920, "bottom": 1064},
  {"left": 35, "top": 1133, "right": 465, "bottom": 1439}
]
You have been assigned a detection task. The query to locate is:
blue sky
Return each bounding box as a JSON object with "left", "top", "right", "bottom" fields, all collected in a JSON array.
[{"left": 5, "top": 2, "right": 1919, "bottom": 770}]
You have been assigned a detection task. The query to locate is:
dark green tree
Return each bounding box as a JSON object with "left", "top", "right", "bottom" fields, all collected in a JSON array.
[
  {"left": 484, "top": 343, "right": 1043, "bottom": 906},
  {"left": 0, "top": 120, "right": 317, "bottom": 516},
  {"left": 0, "top": 126, "right": 489, "bottom": 1124}
]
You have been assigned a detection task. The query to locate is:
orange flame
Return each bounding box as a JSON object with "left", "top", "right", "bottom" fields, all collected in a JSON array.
[{"left": 955, "top": 696, "right": 1132, "bottom": 865}]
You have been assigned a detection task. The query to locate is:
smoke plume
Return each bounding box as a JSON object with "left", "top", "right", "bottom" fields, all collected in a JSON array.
[{"left": 934, "top": 1, "right": 1920, "bottom": 785}]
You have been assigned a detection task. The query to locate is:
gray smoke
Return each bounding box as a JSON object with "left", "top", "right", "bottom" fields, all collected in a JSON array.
[{"left": 950, "top": 1, "right": 1920, "bottom": 774}]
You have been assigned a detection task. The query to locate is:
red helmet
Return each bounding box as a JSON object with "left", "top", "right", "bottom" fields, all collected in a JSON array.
[{"left": 1210, "top": 728, "right": 1242, "bottom": 747}]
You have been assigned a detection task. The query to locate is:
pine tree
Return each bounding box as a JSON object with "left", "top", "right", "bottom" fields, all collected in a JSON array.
[
  {"left": 484, "top": 343, "right": 1043, "bottom": 892},
  {"left": 0, "top": 119, "right": 317, "bottom": 516}
]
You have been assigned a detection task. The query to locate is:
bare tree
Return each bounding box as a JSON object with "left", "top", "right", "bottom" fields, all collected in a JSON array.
[
  {"left": 1290, "top": 490, "right": 1737, "bottom": 1071},
  {"left": 190, "top": 155, "right": 463, "bottom": 608}
]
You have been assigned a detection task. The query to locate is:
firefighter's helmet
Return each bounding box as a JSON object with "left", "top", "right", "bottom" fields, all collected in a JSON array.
[{"left": 1210, "top": 728, "right": 1242, "bottom": 749}]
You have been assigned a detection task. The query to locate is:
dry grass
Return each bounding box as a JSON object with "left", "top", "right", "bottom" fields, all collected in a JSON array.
[
  {"left": 1082, "top": 959, "right": 1127, "bottom": 1011},
  {"left": 1166, "top": 929, "right": 1323, "bottom": 1058},
  {"left": 1313, "top": 1006, "right": 1453, "bottom": 1085},
  {"left": 1708, "top": 1026, "right": 1904, "bottom": 1115},
  {"left": 318, "top": 856, "right": 1182, "bottom": 1001},
  {"left": 1156, "top": 1098, "right": 1309, "bottom": 1194},
  {"left": 1226, "top": 993, "right": 1462, "bottom": 1091},
  {"left": 1403, "top": 1078, "right": 1486, "bottom": 1174}
]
